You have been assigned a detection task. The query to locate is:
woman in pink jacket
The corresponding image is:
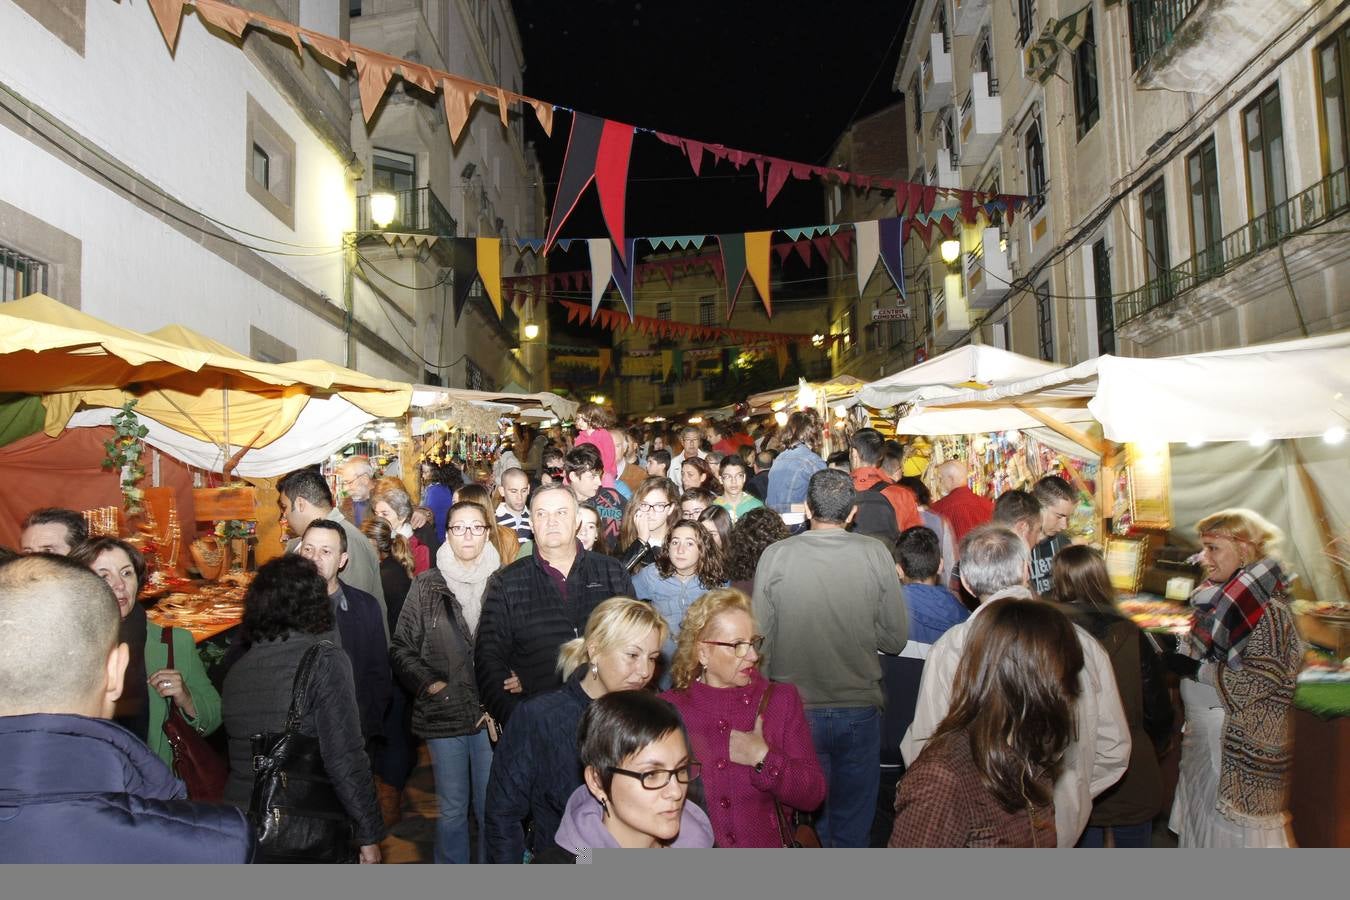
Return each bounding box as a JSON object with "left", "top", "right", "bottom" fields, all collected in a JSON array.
[
  {"left": 661, "top": 588, "right": 825, "bottom": 847},
  {"left": 573, "top": 403, "right": 618, "bottom": 489}
]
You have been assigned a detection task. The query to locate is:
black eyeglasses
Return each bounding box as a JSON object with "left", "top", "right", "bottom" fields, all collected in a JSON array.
[
  {"left": 700, "top": 636, "right": 765, "bottom": 658},
  {"left": 608, "top": 762, "right": 702, "bottom": 790}
]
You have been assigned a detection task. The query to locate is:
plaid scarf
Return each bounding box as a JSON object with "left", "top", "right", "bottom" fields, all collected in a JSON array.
[{"left": 1186, "top": 557, "right": 1284, "bottom": 671}]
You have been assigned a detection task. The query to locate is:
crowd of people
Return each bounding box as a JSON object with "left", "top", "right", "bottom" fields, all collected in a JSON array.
[{"left": 0, "top": 406, "right": 1305, "bottom": 861}]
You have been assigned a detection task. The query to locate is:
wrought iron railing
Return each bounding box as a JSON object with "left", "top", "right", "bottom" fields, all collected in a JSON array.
[
  {"left": 356, "top": 187, "right": 457, "bottom": 236},
  {"left": 1116, "top": 166, "right": 1350, "bottom": 325},
  {"left": 1128, "top": 0, "right": 1205, "bottom": 72},
  {"left": 1, "top": 243, "right": 47, "bottom": 301}
]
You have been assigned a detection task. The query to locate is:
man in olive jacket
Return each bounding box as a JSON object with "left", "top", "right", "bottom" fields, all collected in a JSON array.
[{"left": 474, "top": 485, "right": 634, "bottom": 725}]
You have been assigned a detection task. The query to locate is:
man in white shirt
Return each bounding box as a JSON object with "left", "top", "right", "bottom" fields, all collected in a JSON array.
[
  {"left": 665, "top": 425, "right": 706, "bottom": 489},
  {"left": 900, "top": 524, "right": 1131, "bottom": 847}
]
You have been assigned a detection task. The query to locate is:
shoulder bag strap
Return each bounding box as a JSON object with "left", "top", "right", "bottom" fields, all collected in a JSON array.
[
  {"left": 162, "top": 625, "right": 175, "bottom": 667},
  {"left": 758, "top": 681, "right": 796, "bottom": 847},
  {"left": 284, "top": 641, "right": 330, "bottom": 733}
]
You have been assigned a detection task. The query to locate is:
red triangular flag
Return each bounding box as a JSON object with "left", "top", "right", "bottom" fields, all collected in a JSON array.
[
  {"left": 596, "top": 121, "right": 635, "bottom": 263},
  {"left": 794, "top": 239, "right": 813, "bottom": 267},
  {"left": 148, "top": 0, "right": 186, "bottom": 53},
  {"left": 765, "top": 159, "right": 791, "bottom": 207},
  {"left": 813, "top": 236, "right": 832, "bottom": 261}
]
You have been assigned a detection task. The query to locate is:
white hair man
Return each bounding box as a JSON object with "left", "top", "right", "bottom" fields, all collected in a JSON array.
[{"left": 900, "top": 525, "right": 1131, "bottom": 847}]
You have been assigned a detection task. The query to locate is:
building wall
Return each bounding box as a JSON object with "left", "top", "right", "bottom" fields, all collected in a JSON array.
[
  {"left": 894, "top": 0, "right": 1350, "bottom": 368},
  {"left": 0, "top": 0, "right": 424, "bottom": 381},
  {"left": 349, "top": 0, "right": 548, "bottom": 391}
]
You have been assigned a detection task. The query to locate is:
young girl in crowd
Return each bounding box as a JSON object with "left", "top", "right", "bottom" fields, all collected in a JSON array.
[{"left": 631, "top": 521, "right": 727, "bottom": 689}]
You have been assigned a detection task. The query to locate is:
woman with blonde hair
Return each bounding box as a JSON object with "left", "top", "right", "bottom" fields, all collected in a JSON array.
[
  {"left": 660, "top": 588, "right": 824, "bottom": 847},
  {"left": 483, "top": 597, "right": 668, "bottom": 862},
  {"left": 1168, "top": 508, "right": 1303, "bottom": 847}
]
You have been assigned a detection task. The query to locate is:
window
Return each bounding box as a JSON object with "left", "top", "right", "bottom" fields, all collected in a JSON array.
[
  {"left": 1024, "top": 113, "right": 1047, "bottom": 211},
  {"left": 244, "top": 94, "right": 296, "bottom": 228},
  {"left": 912, "top": 74, "right": 923, "bottom": 134},
  {"left": 1017, "top": 0, "right": 1036, "bottom": 47},
  {"left": 1, "top": 241, "right": 49, "bottom": 302},
  {"left": 1243, "top": 83, "right": 1288, "bottom": 221},
  {"left": 1092, "top": 239, "right": 1114, "bottom": 355},
  {"left": 990, "top": 316, "right": 1011, "bottom": 350},
  {"left": 373, "top": 148, "right": 416, "bottom": 194},
  {"left": 349, "top": 0, "right": 361, "bottom": 16},
  {"left": 1141, "top": 176, "right": 1171, "bottom": 299},
  {"left": 941, "top": 107, "right": 958, "bottom": 167},
  {"left": 251, "top": 144, "right": 270, "bottom": 190},
  {"left": 698, "top": 296, "right": 716, "bottom": 327},
  {"left": 1073, "top": 12, "right": 1099, "bottom": 139},
  {"left": 656, "top": 301, "right": 672, "bottom": 321},
  {"left": 1035, "top": 280, "right": 1054, "bottom": 361},
  {"left": 1187, "top": 137, "right": 1222, "bottom": 275},
  {"left": 658, "top": 382, "right": 675, "bottom": 406},
  {"left": 975, "top": 30, "right": 995, "bottom": 91},
  {"left": 1318, "top": 27, "right": 1350, "bottom": 175},
  {"left": 936, "top": 2, "right": 950, "bottom": 53}
]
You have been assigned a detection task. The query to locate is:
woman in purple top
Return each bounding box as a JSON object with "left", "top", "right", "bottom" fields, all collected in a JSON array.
[{"left": 660, "top": 588, "right": 825, "bottom": 847}]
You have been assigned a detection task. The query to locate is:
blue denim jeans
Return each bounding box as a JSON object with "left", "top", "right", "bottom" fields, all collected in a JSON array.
[
  {"left": 428, "top": 732, "right": 493, "bottom": 864},
  {"left": 1076, "top": 821, "right": 1153, "bottom": 848},
  {"left": 804, "top": 705, "right": 881, "bottom": 848}
]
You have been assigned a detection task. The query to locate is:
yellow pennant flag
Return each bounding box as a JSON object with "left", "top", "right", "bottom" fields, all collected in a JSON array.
[
  {"left": 477, "top": 238, "right": 502, "bottom": 319},
  {"left": 776, "top": 344, "right": 789, "bottom": 378},
  {"left": 745, "top": 230, "right": 773, "bottom": 317},
  {"left": 598, "top": 348, "right": 613, "bottom": 381},
  {"left": 661, "top": 350, "right": 674, "bottom": 382}
]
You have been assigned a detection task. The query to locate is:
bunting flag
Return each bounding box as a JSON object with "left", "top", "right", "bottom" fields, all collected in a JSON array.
[
  {"left": 598, "top": 348, "right": 613, "bottom": 381},
  {"left": 854, "top": 220, "right": 880, "bottom": 296},
  {"left": 611, "top": 238, "right": 638, "bottom": 319},
  {"left": 718, "top": 233, "right": 749, "bottom": 319},
  {"left": 147, "top": 0, "right": 186, "bottom": 52},
  {"left": 449, "top": 239, "right": 479, "bottom": 325},
  {"left": 353, "top": 49, "right": 399, "bottom": 122},
  {"left": 661, "top": 350, "right": 675, "bottom": 382},
  {"left": 776, "top": 344, "right": 790, "bottom": 378},
  {"left": 745, "top": 231, "right": 773, "bottom": 317},
  {"left": 545, "top": 112, "right": 606, "bottom": 253},
  {"left": 476, "top": 237, "right": 502, "bottom": 318},
  {"left": 596, "top": 121, "right": 636, "bottom": 264},
  {"left": 554, "top": 300, "right": 831, "bottom": 347},
  {"left": 588, "top": 238, "right": 612, "bottom": 318},
  {"left": 442, "top": 78, "right": 477, "bottom": 144},
  {"left": 877, "top": 217, "right": 907, "bottom": 300}
]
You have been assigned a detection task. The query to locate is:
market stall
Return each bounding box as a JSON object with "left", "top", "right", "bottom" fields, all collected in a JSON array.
[{"left": 885, "top": 331, "right": 1350, "bottom": 845}]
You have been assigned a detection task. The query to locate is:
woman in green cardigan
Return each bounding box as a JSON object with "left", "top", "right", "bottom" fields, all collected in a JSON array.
[{"left": 71, "top": 537, "right": 221, "bottom": 767}]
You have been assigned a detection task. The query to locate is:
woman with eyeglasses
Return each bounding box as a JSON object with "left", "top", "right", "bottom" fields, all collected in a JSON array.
[
  {"left": 713, "top": 455, "right": 764, "bottom": 524},
  {"left": 390, "top": 501, "right": 498, "bottom": 863},
  {"left": 660, "top": 588, "right": 824, "bottom": 847},
  {"left": 484, "top": 598, "right": 668, "bottom": 863},
  {"left": 618, "top": 476, "right": 682, "bottom": 574},
  {"left": 454, "top": 483, "right": 521, "bottom": 567},
  {"left": 536, "top": 690, "right": 715, "bottom": 860},
  {"left": 631, "top": 521, "right": 728, "bottom": 689}
]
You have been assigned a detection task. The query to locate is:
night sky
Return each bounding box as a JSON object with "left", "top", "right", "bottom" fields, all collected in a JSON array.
[{"left": 510, "top": 0, "right": 913, "bottom": 345}]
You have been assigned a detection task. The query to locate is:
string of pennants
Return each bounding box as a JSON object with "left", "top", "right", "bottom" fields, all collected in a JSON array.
[
  {"left": 557, "top": 299, "right": 834, "bottom": 350},
  {"left": 552, "top": 342, "right": 802, "bottom": 382},
  {"left": 138, "top": 0, "right": 1036, "bottom": 273}
]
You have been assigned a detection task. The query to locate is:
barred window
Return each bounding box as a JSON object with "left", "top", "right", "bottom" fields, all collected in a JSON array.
[{"left": 1, "top": 242, "right": 49, "bottom": 302}]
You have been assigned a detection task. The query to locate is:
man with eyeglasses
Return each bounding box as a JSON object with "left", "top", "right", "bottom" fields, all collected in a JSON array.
[
  {"left": 752, "top": 469, "right": 908, "bottom": 849},
  {"left": 474, "top": 484, "right": 635, "bottom": 726},
  {"left": 337, "top": 456, "right": 376, "bottom": 527},
  {"left": 665, "top": 426, "right": 706, "bottom": 492}
]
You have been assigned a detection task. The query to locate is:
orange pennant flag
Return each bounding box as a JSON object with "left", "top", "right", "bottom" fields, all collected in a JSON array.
[
  {"left": 147, "top": 0, "right": 186, "bottom": 53},
  {"left": 442, "top": 79, "right": 475, "bottom": 144},
  {"left": 598, "top": 348, "right": 613, "bottom": 381},
  {"left": 496, "top": 87, "right": 510, "bottom": 128},
  {"left": 254, "top": 13, "right": 303, "bottom": 53},
  {"left": 776, "top": 344, "right": 789, "bottom": 378},
  {"left": 530, "top": 100, "right": 554, "bottom": 137},
  {"left": 302, "top": 29, "right": 352, "bottom": 65},
  {"left": 195, "top": 0, "right": 251, "bottom": 39},
  {"left": 476, "top": 238, "right": 503, "bottom": 319},
  {"left": 745, "top": 231, "right": 773, "bottom": 317},
  {"left": 354, "top": 50, "right": 397, "bottom": 122},
  {"left": 401, "top": 62, "right": 437, "bottom": 93}
]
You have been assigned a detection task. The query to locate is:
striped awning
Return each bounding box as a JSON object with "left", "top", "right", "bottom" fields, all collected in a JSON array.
[{"left": 1022, "top": 5, "right": 1093, "bottom": 84}]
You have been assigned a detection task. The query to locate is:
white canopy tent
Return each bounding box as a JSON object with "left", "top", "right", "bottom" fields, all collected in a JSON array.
[
  {"left": 855, "top": 345, "right": 1064, "bottom": 411},
  {"left": 410, "top": 385, "right": 578, "bottom": 422}
]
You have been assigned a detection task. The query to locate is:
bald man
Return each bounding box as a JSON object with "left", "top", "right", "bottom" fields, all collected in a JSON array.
[
  {"left": 0, "top": 556, "right": 254, "bottom": 863},
  {"left": 928, "top": 460, "right": 994, "bottom": 546}
]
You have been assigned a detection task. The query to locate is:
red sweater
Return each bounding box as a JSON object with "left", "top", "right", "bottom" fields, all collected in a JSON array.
[
  {"left": 930, "top": 486, "right": 994, "bottom": 545},
  {"left": 851, "top": 467, "right": 922, "bottom": 532},
  {"left": 662, "top": 671, "right": 825, "bottom": 848}
]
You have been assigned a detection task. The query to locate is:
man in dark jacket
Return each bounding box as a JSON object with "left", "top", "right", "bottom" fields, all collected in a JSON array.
[
  {"left": 301, "top": 521, "right": 392, "bottom": 743},
  {"left": 746, "top": 450, "right": 775, "bottom": 502},
  {"left": 474, "top": 485, "right": 634, "bottom": 724},
  {"left": 0, "top": 555, "right": 254, "bottom": 863}
]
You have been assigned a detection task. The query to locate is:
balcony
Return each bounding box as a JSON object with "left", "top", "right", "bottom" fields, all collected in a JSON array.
[
  {"left": 1116, "top": 165, "right": 1350, "bottom": 332},
  {"left": 958, "top": 72, "right": 1002, "bottom": 168},
  {"left": 356, "top": 187, "right": 457, "bottom": 236},
  {"left": 921, "top": 33, "right": 953, "bottom": 112},
  {"left": 930, "top": 146, "right": 960, "bottom": 190},
  {"left": 931, "top": 273, "right": 972, "bottom": 349},
  {"left": 1130, "top": 0, "right": 1315, "bottom": 93},
  {"left": 953, "top": 0, "right": 991, "bottom": 36},
  {"left": 964, "top": 227, "right": 1011, "bottom": 311}
]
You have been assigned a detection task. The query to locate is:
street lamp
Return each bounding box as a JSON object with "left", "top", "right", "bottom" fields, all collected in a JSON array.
[
  {"left": 369, "top": 192, "right": 397, "bottom": 229},
  {"left": 523, "top": 322, "right": 540, "bottom": 341},
  {"left": 811, "top": 333, "right": 825, "bottom": 348},
  {"left": 940, "top": 238, "right": 962, "bottom": 268}
]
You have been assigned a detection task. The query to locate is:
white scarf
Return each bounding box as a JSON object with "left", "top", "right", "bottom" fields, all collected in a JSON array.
[{"left": 435, "top": 539, "right": 500, "bottom": 635}]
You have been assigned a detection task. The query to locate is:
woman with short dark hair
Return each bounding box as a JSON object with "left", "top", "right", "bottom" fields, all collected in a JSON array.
[
  {"left": 220, "top": 555, "right": 385, "bottom": 863},
  {"left": 889, "top": 597, "right": 1083, "bottom": 847},
  {"left": 535, "top": 691, "right": 714, "bottom": 860}
]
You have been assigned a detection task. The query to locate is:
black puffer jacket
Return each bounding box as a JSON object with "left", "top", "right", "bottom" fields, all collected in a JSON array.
[
  {"left": 391, "top": 569, "right": 484, "bottom": 740},
  {"left": 474, "top": 549, "right": 634, "bottom": 724}
]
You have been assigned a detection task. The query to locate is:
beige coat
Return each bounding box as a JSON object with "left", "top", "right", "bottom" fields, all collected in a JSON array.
[{"left": 899, "top": 586, "right": 1132, "bottom": 847}]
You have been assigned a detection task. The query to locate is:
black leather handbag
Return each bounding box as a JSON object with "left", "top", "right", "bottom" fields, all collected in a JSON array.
[{"left": 248, "top": 641, "right": 358, "bottom": 864}]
